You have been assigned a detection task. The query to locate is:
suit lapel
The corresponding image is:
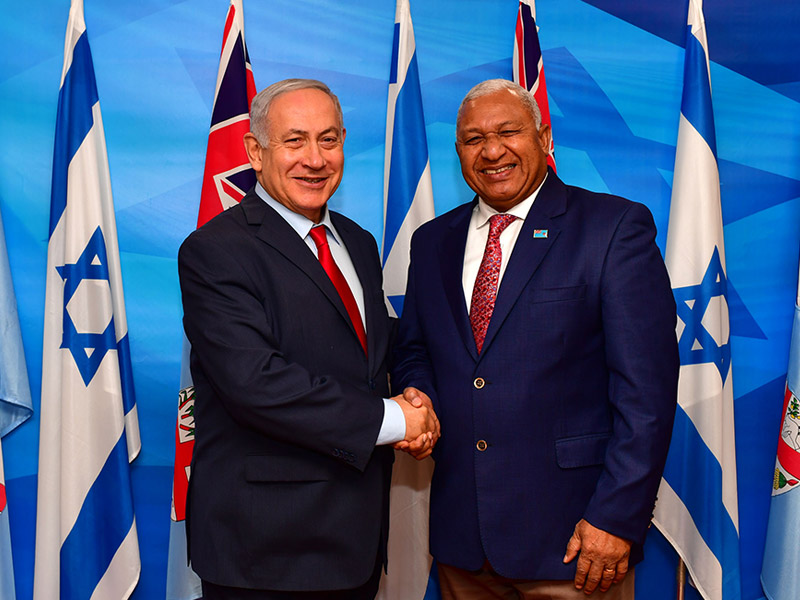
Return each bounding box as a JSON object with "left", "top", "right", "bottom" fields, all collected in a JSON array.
[
  {"left": 241, "top": 195, "right": 358, "bottom": 345},
  {"left": 480, "top": 173, "right": 567, "bottom": 357},
  {"left": 440, "top": 203, "right": 479, "bottom": 362}
]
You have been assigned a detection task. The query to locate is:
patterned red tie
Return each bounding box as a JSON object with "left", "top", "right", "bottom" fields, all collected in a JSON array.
[
  {"left": 309, "top": 226, "right": 368, "bottom": 356},
  {"left": 470, "top": 214, "right": 518, "bottom": 353}
]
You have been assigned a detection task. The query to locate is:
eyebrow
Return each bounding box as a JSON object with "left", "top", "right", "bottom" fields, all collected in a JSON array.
[{"left": 284, "top": 127, "right": 340, "bottom": 137}]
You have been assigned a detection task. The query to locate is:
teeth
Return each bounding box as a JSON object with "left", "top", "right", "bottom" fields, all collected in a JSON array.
[
  {"left": 299, "top": 177, "right": 324, "bottom": 183},
  {"left": 483, "top": 165, "right": 513, "bottom": 175}
]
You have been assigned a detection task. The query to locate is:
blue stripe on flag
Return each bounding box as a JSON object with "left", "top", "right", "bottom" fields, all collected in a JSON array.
[
  {"left": 681, "top": 26, "right": 717, "bottom": 158},
  {"left": 60, "top": 432, "right": 135, "bottom": 600},
  {"left": 384, "top": 51, "right": 428, "bottom": 264},
  {"left": 389, "top": 23, "right": 400, "bottom": 85},
  {"left": 662, "top": 406, "right": 741, "bottom": 598},
  {"left": 50, "top": 32, "right": 98, "bottom": 238},
  {"left": 117, "top": 334, "right": 136, "bottom": 414}
]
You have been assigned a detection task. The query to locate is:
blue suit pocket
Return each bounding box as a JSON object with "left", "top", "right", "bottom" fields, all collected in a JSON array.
[
  {"left": 527, "top": 284, "right": 586, "bottom": 304},
  {"left": 244, "top": 454, "right": 331, "bottom": 482},
  {"left": 555, "top": 432, "right": 611, "bottom": 468}
]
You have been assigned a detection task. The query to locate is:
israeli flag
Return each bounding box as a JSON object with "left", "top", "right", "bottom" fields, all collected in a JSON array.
[
  {"left": 381, "top": 0, "right": 435, "bottom": 319},
  {"left": 34, "top": 1, "right": 141, "bottom": 598},
  {"left": 652, "top": 1, "right": 741, "bottom": 599},
  {"left": 377, "top": 2, "right": 436, "bottom": 599}
]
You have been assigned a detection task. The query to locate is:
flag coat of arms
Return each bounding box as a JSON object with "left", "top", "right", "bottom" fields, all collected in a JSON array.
[
  {"left": 167, "top": 1, "right": 256, "bottom": 599},
  {"left": 761, "top": 261, "right": 800, "bottom": 600},
  {"left": 652, "top": 2, "right": 740, "bottom": 599},
  {"left": 34, "top": 1, "right": 141, "bottom": 598}
]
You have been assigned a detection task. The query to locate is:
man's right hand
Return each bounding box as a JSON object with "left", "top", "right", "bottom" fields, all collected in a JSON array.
[{"left": 392, "top": 387, "right": 440, "bottom": 460}]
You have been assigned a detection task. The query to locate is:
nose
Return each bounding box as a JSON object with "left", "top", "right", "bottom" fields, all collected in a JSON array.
[
  {"left": 481, "top": 133, "right": 505, "bottom": 161},
  {"left": 302, "top": 142, "right": 326, "bottom": 170}
]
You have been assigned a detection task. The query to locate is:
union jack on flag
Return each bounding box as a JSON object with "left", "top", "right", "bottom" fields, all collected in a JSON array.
[{"left": 512, "top": 0, "right": 555, "bottom": 170}]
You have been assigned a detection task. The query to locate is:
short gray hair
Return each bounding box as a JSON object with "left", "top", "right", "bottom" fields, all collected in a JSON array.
[
  {"left": 456, "top": 79, "right": 542, "bottom": 132},
  {"left": 249, "top": 78, "right": 344, "bottom": 144}
]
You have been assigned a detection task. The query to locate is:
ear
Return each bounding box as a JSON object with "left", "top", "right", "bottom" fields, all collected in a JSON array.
[
  {"left": 341, "top": 127, "right": 347, "bottom": 144},
  {"left": 243, "top": 133, "right": 263, "bottom": 172},
  {"left": 537, "top": 124, "right": 552, "bottom": 155}
]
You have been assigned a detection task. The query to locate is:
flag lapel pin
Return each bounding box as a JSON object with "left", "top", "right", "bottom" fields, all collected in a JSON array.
[{"left": 533, "top": 229, "right": 548, "bottom": 239}]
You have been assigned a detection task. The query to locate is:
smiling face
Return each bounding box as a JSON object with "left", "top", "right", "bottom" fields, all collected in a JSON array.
[
  {"left": 455, "top": 89, "right": 551, "bottom": 212},
  {"left": 244, "top": 87, "right": 345, "bottom": 223}
]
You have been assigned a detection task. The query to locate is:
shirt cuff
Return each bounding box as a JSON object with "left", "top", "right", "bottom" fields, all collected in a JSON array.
[{"left": 375, "top": 398, "right": 406, "bottom": 445}]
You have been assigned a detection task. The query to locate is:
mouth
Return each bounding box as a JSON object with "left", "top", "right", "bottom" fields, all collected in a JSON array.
[
  {"left": 294, "top": 176, "right": 328, "bottom": 185},
  {"left": 481, "top": 164, "right": 515, "bottom": 176}
]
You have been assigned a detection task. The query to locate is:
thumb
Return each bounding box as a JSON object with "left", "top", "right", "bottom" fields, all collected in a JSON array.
[
  {"left": 405, "top": 387, "right": 423, "bottom": 408},
  {"left": 563, "top": 531, "right": 581, "bottom": 564}
]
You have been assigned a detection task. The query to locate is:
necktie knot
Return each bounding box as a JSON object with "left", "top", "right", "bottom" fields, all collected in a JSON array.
[
  {"left": 309, "top": 225, "right": 329, "bottom": 250},
  {"left": 488, "top": 213, "right": 517, "bottom": 239}
]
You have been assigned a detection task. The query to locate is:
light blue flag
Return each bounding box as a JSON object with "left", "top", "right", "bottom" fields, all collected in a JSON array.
[
  {"left": 761, "top": 261, "right": 800, "bottom": 600},
  {"left": 34, "top": 1, "right": 141, "bottom": 598},
  {"left": 0, "top": 204, "right": 34, "bottom": 600},
  {"left": 376, "top": 2, "right": 436, "bottom": 600},
  {"left": 652, "top": 1, "right": 741, "bottom": 599}
]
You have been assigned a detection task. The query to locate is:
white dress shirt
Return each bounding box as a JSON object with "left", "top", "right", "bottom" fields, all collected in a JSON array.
[
  {"left": 462, "top": 174, "right": 548, "bottom": 311},
  {"left": 254, "top": 184, "right": 405, "bottom": 445}
]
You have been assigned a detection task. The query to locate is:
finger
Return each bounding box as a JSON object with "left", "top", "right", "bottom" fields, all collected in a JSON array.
[
  {"left": 599, "top": 566, "right": 616, "bottom": 592},
  {"left": 582, "top": 561, "right": 605, "bottom": 595},
  {"left": 413, "top": 447, "right": 433, "bottom": 460},
  {"left": 404, "top": 388, "right": 423, "bottom": 408},
  {"left": 572, "top": 555, "right": 591, "bottom": 590},
  {"left": 563, "top": 532, "right": 581, "bottom": 564},
  {"left": 614, "top": 558, "right": 629, "bottom": 584},
  {"left": 392, "top": 441, "right": 409, "bottom": 450}
]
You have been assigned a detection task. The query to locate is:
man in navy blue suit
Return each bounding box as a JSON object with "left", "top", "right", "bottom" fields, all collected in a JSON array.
[
  {"left": 179, "top": 79, "right": 438, "bottom": 599},
  {"left": 393, "top": 79, "right": 679, "bottom": 599}
]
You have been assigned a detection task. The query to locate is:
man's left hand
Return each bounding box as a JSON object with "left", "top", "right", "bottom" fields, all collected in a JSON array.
[{"left": 563, "top": 519, "right": 631, "bottom": 595}]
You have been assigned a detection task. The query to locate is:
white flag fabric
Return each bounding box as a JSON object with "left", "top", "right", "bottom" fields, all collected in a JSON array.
[
  {"left": 377, "top": 1, "right": 435, "bottom": 599},
  {"left": 0, "top": 204, "right": 34, "bottom": 600},
  {"left": 761, "top": 262, "right": 800, "bottom": 600},
  {"left": 34, "top": 1, "right": 141, "bottom": 598},
  {"left": 652, "top": 1, "right": 741, "bottom": 599}
]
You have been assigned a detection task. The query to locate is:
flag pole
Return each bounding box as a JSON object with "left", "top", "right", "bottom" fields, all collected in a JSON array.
[{"left": 677, "top": 558, "right": 686, "bottom": 600}]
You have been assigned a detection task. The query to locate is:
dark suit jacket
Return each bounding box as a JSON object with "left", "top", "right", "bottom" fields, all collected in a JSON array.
[
  {"left": 178, "top": 190, "right": 394, "bottom": 591},
  {"left": 392, "top": 171, "right": 679, "bottom": 580}
]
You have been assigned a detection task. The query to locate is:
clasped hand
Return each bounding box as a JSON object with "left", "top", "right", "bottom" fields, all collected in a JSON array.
[{"left": 391, "top": 387, "right": 440, "bottom": 460}]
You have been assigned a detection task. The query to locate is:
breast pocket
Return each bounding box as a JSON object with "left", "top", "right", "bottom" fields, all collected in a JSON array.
[{"left": 527, "top": 284, "right": 586, "bottom": 304}]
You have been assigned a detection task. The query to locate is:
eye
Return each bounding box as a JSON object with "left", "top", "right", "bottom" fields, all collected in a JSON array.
[
  {"left": 284, "top": 137, "right": 303, "bottom": 147},
  {"left": 500, "top": 129, "right": 521, "bottom": 137},
  {"left": 462, "top": 135, "right": 482, "bottom": 145},
  {"left": 320, "top": 136, "right": 340, "bottom": 147}
]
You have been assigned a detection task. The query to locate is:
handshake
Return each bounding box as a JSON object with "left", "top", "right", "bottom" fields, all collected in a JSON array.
[{"left": 391, "top": 387, "right": 441, "bottom": 460}]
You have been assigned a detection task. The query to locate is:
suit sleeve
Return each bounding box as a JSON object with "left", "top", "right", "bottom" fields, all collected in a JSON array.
[
  {"left": 391, "top": 231, "right": 439, "bottom": 406},
  {"left": 178, "top": 229, "right": 384, "bottom": 472},
  {"left": 582, "top": 201, "right": 679, "bottom": 545}
]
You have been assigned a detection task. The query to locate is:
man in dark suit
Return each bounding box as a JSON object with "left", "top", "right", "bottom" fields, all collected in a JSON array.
[
  {"left": 393, "top": 79, "right": 679, "bottom": 599},
  {"left": 179, "top": 79, "right": 438, "bottom": 599}
]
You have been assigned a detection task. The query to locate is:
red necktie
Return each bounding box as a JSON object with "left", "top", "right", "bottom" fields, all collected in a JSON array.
[
  {"left": 470, "top": 214, "right": 518, "bottom": 353},
  {"left": 309, "top": 226, "right": 368, "bottom": 356}
]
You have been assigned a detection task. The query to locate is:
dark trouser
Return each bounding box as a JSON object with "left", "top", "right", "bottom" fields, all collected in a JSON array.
[{"left": 201, "top": 556, "right": 382, "bottom": 600}]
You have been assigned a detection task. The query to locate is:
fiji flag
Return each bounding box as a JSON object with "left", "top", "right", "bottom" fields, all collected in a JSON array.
[
  {"left": 512, "top": 0, "right": 555, "bottom": 170},
  {"left": 167, "top": 2, "right": 256, "bottom": 599},
  {"left": 376, "top": 1, "right": 435, "bottom": 600},
  {"left": 0, "top": 203, "right": 34, "bottom": 599},
  {"left": 652, "top": 1, "right": 741, "bottom": 600},
  {"left": 761, "top": 260, "right": 800, "bottom": 600},
  {"left": 34, "top": 1, "right": 141, "bottom": 598}
]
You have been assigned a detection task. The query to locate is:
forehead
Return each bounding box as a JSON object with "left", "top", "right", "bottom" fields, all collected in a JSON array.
[
  {"left": 458, "top": 90, "right": 532, "bottom": 132},
  {"left": 267, "top": 88, "right": 340, "bottom": 132}
]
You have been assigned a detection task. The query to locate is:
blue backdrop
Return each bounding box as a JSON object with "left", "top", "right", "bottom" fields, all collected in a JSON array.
[{"left": 1, "top": 1, "right": 798, "bottom": 598}]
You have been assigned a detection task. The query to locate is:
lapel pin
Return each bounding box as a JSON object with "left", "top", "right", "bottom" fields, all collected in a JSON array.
[{"left": 533, "top": 229, "right": 548, "bottom": 239}]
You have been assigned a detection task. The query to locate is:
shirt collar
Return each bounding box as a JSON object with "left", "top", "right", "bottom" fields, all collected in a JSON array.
[
  {"left": 254, "top": 183, "right": 341, "bottom": 246},
  {"left": 474, "top": 172, "right": 548, "bottom": 230}
]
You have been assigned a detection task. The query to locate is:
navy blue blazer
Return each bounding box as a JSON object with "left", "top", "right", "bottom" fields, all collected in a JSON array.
[
  {"left": 178, "top": 190, "right": 394, "bottom": 591},
  {"left": 393, "top": 171, "right": 679, "bottom": 579}
]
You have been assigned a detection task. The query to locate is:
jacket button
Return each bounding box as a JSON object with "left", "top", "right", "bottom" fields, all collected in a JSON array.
[
  {"left": 476, "top": 440, "right": 488, "bottom": 451},
  {"left": 474, "top": 377, "right": 485, "bottom": 389}
]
